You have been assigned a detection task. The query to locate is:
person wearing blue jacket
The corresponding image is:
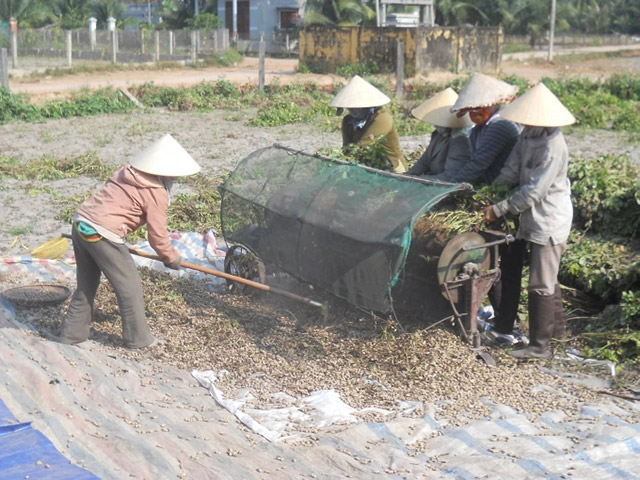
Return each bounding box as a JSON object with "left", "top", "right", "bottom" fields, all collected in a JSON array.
[
  {"left": 450, "top": 73, "right": 521, "bottom": 185},
  {"left": 450, "top": 73, "right": 526, "bottom": 347}
]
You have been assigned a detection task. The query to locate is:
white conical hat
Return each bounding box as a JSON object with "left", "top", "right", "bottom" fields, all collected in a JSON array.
[
  {"left": 451, "top": 73, "right": 518, "bottom": 112},
  {"left": 130, "top": 134, "right": 201, "bottom": 177},
  {"left": 411, "top": 88, "right": 473, "bottom": 128},
  {"left": 329, "top": 75, "right": 390, "bottom": 108},
  {"left": 499, "top": 82, "right": 576, "bottom": 127}
]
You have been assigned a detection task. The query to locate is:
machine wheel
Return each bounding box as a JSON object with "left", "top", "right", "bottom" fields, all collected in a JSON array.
[
  {"left": 436, "top": 232, "right": 491, "bottom": 304},
  {"left": 223, "top": 244, "right": 266, "bottom": 293}
]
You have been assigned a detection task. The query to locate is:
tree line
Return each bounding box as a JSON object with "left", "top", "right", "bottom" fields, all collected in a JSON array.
[
  {"left": 0, "top": 0, "right": 220, "bottom": 30},
  {"left": 304, "top": 0, "right": 640, "bottom": 37},
  {"left": 1, "top": 0, "right": 638, "bottom": 41}
]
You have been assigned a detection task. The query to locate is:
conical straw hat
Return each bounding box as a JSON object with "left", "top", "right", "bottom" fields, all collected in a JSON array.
[
  {"left": 499, "top": 82, "right": 576, "bottom": 127},
  {"left": 329, "top": 75, "right": 390, "bottom": 108},
  {"left": 451, "top": 73, "right": 518, "bottom": 112},
  {"left": 411, "top": 88, "right": 473, "bottom": 128},
  {"left": 130, "top": 134, "right": 201, "bottom": 177}
]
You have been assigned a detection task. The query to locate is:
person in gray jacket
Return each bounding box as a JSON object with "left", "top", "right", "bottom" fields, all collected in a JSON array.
[
  {"left": 483, "top": 83, "right": 576, "bottom": 359},
  {"left": 407, "top": 87, "right": 472, "bottom": 182}
]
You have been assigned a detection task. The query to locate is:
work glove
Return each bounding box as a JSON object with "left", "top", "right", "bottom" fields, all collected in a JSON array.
[{"left": 164, "top": 257, "right": 182, "bottom": 270}]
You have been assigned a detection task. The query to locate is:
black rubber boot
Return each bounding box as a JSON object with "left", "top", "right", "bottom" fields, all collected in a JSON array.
[
  {"left": 552, "top": 284, "right": 566, "bottom": 340},
  {"left": 492, "top": 240, "right": 526, "bottom": 334},
  {"left": 511, "top": 291, "right": 555, "bottom": 359}
]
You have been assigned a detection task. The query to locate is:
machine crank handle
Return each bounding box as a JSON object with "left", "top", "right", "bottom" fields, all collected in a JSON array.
[{"left": 462, "top": 234, "right": 515, "bottom": 251}]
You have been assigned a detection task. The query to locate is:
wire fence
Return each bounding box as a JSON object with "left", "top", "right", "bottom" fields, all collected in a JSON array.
[
  {"left": 0, "top": 27, "right": 230, "bottom": 69},
  {"left": 504, "top": 33, "right": 638, "bottom": 50}
]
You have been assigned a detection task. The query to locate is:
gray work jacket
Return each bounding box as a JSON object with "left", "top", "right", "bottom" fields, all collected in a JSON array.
[
  {"left": 407, "top": 129, "right": 471, "bottom": 181},
  {"left": 492, "top": 127, "right": 573, "bottom": 246}
]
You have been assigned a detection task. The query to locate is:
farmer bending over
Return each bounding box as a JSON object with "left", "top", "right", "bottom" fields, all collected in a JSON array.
[
  {"left": 330, "top": 75, "right": 408, "bottom": 173},
  {"left": 484, "top": 83, "right": 575, "bottom": 359},
  {"left": 57, "top": 134, "right": 201, "bottom": 349}
]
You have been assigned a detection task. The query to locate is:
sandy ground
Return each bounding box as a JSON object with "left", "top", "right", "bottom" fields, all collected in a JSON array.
[
  {"left": 5, "top": 44, "right": 640, "bottom": 103},
  {"left": 1, "top": 47, "right": 639, "bottom": 479}
]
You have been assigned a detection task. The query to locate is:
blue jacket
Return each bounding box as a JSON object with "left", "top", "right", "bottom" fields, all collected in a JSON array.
[{"left": 451, "top": 112, "right": 520, "bottom": 184}]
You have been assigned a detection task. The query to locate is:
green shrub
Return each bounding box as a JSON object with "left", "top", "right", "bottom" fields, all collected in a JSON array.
[
  {"left": 129, "top": 82, "right": 178, "bottom": 107},
  {"left": 336, "top": 61, "right": 380, "bottom": 77},
  {"left": 246, "top": 99, "right": 303, "bottom": 126},
  {"left": 612, "top": 102, "right": 640, "bottom": 131},
  {"left": 582, "top": 291, "right": 640, "bottom": 363},
  {"left": 569, "top": 155, "right": 640, "bottom": 237},
  {"left": 543, "top": 75, "right": 640, "bottom": 130},
  {"left": 40, "top": 87, "right": 134, "bottom": 118},
  {"left": 604, "top": 73, "right": 640, "bottom": 101},
  {"left": 0, "top": 88, "right": 41, "bottom": 123},
  {"left": 560, "top": 233, "right": 640, "bottom": 303}
]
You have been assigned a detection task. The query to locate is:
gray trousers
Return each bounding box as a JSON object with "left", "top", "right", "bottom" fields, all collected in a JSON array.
[
  {"left": 529, "top": 242, "right": 566, "bottom": 296},
  {"left": 60, "top": 227, "right": 154, "bottom": 348}
]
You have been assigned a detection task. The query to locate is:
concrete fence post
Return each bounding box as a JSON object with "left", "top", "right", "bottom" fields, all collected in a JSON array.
[
  {"left": 190, "top": 31, "right": 197, "bottom": 63},
  {"left": 169, "top": 31, "right": 174, "bottom": 55},
  {"left": 140, "top": 30, "right": 145, "bottom": 54},
  {"left": 111, "top": 31, "right": 117, "bottom": 64},
  {"left": 155, "top": 31, "right": 160, "bottom": 61},
  {"left": 66, "top": 30, "right": 73, "bottom": 67},
  {"left": 10, "top": 31, "right": 17, "bottom": 68},
  {"left": 89, "top": 17, "right": 97, "bottom": 51},
  {"left": 258, "top": 33, "right": 265, "bottom": 91},
  {"left": 0, "top": 48, "right": 9, "bottom": 90},
  {"left": 396, "top": 42, "right": 404, "bottom": 99}
]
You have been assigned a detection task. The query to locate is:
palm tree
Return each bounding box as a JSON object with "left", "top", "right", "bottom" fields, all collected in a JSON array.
[
  {"left": 90, "top": 0, "right": 125, "bottom": 27},
  {"left": 510, "top": 0, "right": 551, "bottom": 47},
  {"left": 51, "top": 0, "right": 91, "bottom": 29},
  {"left": 0, "top": 0, "right": 33, "bottom": 21},
  {"left": 159, "top": 0, "right": 217, "bottom": 29},
  {"left": 303, "top": 0, "right": 376, "bottom": 26},
  {"left": 610, "top": 0, "right": 640, "bottom": 34}
]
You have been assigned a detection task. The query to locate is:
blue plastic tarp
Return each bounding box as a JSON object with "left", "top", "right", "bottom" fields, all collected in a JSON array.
[{"left": 0, "top": 398, "right": 99, "bottom": 480}]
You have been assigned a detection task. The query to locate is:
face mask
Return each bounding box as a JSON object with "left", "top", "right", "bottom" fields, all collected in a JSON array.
[
  {"left": 348, "top": 108, "right": 370, "bottom": 119},
  {"left": 469, "top": 108, "right": 492, "bottom": 125}
]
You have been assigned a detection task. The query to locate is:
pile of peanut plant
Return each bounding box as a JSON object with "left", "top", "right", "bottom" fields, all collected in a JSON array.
[{"left": 560, "top": 154, "right": 640, "bottom": 365}]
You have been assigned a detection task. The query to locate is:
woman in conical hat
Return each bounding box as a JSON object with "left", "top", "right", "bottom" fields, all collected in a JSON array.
[
  {"left": 406, "top": 87, "right": 472, "bottom": 182},
  {"left": 330, "top": 75, "right": 408, "bottom": 173},
  {"left": 448, "top": 73, "right": 521, "bottom": 185},
  {"left": 484, "top": 83, "right": 575, "bottom": 360},
  {"left": 58, "top": 134, "right": 201, "bottom": 349}
]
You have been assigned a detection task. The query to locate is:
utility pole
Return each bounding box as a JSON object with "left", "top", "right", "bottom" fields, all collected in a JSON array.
[
  {"left": 548, "top": 0, "right": 556, "bottom": 61},
  {"left": 194, "top": 0, "right": 199, "bottom": 16}
]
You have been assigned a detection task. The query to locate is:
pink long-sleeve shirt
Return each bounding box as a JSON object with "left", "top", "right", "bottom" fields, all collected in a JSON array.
[{"left": 76, "top": 165, "right": 178, "bottom": 264}]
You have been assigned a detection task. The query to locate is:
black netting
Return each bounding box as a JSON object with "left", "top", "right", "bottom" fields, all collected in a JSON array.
[{"left": 220, "top": 145, "right": 467, "bottom": 313}]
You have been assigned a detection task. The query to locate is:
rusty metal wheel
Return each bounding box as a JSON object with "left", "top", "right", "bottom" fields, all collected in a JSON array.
[{"left": 223, "top": 244, "right": 266, "bottom": 293}]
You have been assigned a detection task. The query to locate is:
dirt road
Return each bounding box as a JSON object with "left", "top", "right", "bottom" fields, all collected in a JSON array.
[{"left": 7, "top": 45, "right": 640, "bottom": 103}]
